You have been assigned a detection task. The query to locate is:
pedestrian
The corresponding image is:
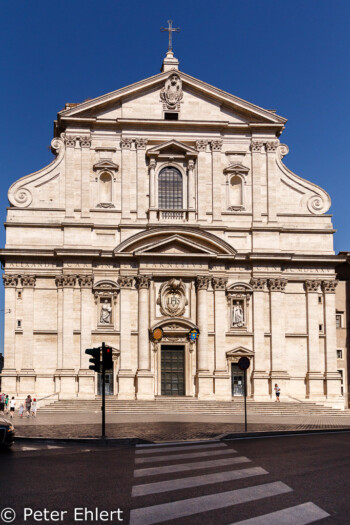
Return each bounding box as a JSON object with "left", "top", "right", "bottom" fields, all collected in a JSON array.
[
  {"left": 9, "top": 397, "right": 16, "bottom": 419},
  {"left": 0, "top": 393, "right": 4, "bottom": 414},
  {"left": 18, "top": 403, "right": 24, "bottom": 418},
  {"left": 25, "top": 395, "right": 32, "bottom": 417},
  {"left": 31, "top": 398, "right": 37, "bottom": 418},
  {"left": 274, "top": 383, "right": 281, "bottom": 402},
  {"left": 4, "top": 395, "right": 9, "bottom": 414}
]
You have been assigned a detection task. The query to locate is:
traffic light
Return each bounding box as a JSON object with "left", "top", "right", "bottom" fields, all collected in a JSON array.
[
  {"left": 85, "top": 347, "right": 101, "bottom": 372},
  {"left": 103, "top": 345, "right": 113, "bottom": 370}
]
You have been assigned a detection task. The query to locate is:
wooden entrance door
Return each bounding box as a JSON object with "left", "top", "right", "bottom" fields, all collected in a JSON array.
[{"left": 161, "top": 345, "right": 185, "bottom": 396}]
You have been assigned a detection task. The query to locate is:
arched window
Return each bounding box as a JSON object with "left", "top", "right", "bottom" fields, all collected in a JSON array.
[
  {"left": 229, "top": 175, "right": 243, "bottom": 207},
  {"left": 158, "top": 167, "right": 183, "bottom": 209},
  {"left": 99, "top": 172, "right": 112, "bottom": 203}
]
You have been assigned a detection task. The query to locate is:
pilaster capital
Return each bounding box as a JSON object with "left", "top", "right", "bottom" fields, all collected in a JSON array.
[
  {"left": 304, "top": 280, "right": 321, "bottom": 293},
  {"left": 120, "top": 138, "right": 133, "bottom": 149},
  {"left": 80, "top": 136, "right": 92, "bottom": 148},
  {"left": 196, "top": 140, "right": 209, "bottom": 152},
  {"left": 321, "top": 280, "right": 338, "bottom": 294},
  {"left": 55, "top": 275, "right": 76, "bottom": 288},
  {"left": 212, "top": 276, "right": 228, "bottom": 290},
  {"left": 135, "top": 138, "right": 148, "bottom": 149},
  {"left": 64, "top": 135, "right": 77, "bottom": 148},
  {"left": 196, "top": 275, "right": 210, "bottom": 290},
  {"left": 210, "top": 140, "right": 223, "bottom": 152},
  {"left": 20, "top": 275, "right": 36, "bottom": 287},
  {"left": 250, "top": 140, "right": 264, "bottom": 153},
  {"left": 118, "top": 276, "right": 134, "bottom": 288},
  {"left": 250, "top": 278, "right": 267, "bottom": 290},
  {"left": 77, "top": 275, "right": 94, "bottom": 288},
  {"left": 2, "top": 274, "right": 20, "bottom": 287},
  {"left": 265, "top": 140, "right": 279, "bottom": 152},
  {"left": 268, "top": 278, "right": 288, "bottom": 292},
  {"left": 135, "top": 275, "right": 151, "bottom": 289}
]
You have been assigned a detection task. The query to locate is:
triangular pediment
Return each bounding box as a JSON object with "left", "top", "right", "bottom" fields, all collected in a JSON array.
[
  {"left": 147, "top": 140, "right": 198, "bottom": 157},
  {"left": 134, "top": 235, "right": 217, "bottom": 256},
  {"left": 226, "top": 346, "right": 254, "bottom": 357},
  {"left": 57, "top": 70, "right": 286, "bottom": 127},
  {"left": 93, "top": 160, "right": 119, "bottom": 171},
  {"left": 224, "top": 163, "right": 250, "bottom": 174}
]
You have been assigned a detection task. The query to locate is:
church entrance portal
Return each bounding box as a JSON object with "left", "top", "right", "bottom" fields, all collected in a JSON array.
[
  {"left": 161, "top": 345, "right": 185, "bottom": 396},
  {"left": 231, "top": 364, "right": 244, "bottom": 396}
]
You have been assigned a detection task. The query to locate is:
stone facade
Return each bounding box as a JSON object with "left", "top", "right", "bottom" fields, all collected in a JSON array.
[{"left": 0, "top": 52, "right": 345, "bottom": 407}]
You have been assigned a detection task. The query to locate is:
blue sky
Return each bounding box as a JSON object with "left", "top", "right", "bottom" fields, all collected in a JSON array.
[{"left": 0, "top": 0, "right": 349, "bottom": 348}]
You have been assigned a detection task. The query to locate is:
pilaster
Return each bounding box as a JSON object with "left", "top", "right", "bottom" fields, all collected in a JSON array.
[
  {"left": 266, "top": 140, "right": 279, "bottom": 222},
  {"left": 80, "top": 136, "right": 91, "bottom": 217},
  {"left": 250, "top": 278, "right": 269, "bottom": 397},
  {"left": 118, "top": 275, "right": 135, "bottom": 399},
  {"left": 135, "top": 275, "right": 153, "bottom": 400},
  {"left": 210, "top": 140, "right": 223, "bottom": 222},
  {"left": 196, "top": 140, "right": 209, "bottom": 222},
  {"left": 121, "top": 138, "right": 133, "bottom": 220},
  {"left": 187, "top": 159, "right": 196, "bottom": 220},
  {"left": 322, "top": 280, "right": 342, "bottom": 403},
  {"left": 21, "top": 275, "right": 36, "bottom": 370},
  {"left": 196, "top": 275, "right": 212, "bottom": 398},
  {"left": 1, "top": 275, "right": 19, "bottom": 393},
  {"left": 251, "top": 140, "right": 264, "bottom": 223},
  {"left": 268, "top": 278, "right": 289, "bottom": 385},
  {"left": 64, "top": 134, "right": 77, "bottom": 217},
  {"left": 212, "top": 276, "right": 230, "bottom": 399},
  {"left": 56, "top": 275, "right": 76, "bottom": 397},
  {"left": 135, "top": 138, "right": 148, "bottom": 219},
  {"left": 304, "top": 280, "right": 324, "bottom": 398}
]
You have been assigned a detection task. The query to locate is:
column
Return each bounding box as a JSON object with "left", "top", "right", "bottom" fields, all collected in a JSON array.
[
  {"left": 118, "top": 275, "right": 135, "bottom": 399},
  {"left": 1, "top": 275, "right": 19, "bottom": 393},
  {"left": 196, "top": 140, "right": 209, "bottom": 222},
  {"left": 212, "top": 277, "right": 230, "bottom": 399},
  {"left": 210, "top": 140, "right": 223, "bottom": 222},
  {"left": 64, "top": 135, "right": 77, "bottom": 218},
  {"left": 305, "top": 280, "right": 324, "bottom": 398},
  {"left": 250, "top": 278, "right": 269, "bottom": 398},
  {"left": 148, "top": 158, "right": 157, "bottom": 221},
  {"left": 55, "top": 276, "right": 64, "bottom": 370},
  {"left": 187, "top": 159, "right": 196, "bottom": 221},
  {"left": 268, "top": 278, "right": 289, "bottom": 389},
  {"left": 77, "top": 275, "right": 94, "bottom": 399},
  {"left": 135, "top": 275, "right": 153, "bottom": 399},
  {"left": 80, "top": 136, "right": 91, "bottom": 218},
  {"left": 135, "top": 138, "right": 148, "bottom": 219},
  {"left": 322, "top": 280, "right": 342, "bottom": 403},
  {"left": 196, "top": 275, "right": 212, "bottom": 398},
  {"left": 266, "top": 140, "right": 279, "bottom": 223},
  {"left": 251, "top": 140, "right": 264, "bottom": 223},
  {"left": 121, "top": 138, "right": 133, "bottom": 220}
]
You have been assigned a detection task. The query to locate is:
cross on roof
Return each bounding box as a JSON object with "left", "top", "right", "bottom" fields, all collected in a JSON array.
[{"left": 161, "top": 20, "right": 180, "bottom": 52}]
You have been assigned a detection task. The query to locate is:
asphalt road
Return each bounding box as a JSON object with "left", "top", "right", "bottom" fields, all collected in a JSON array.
[{"left": 0, "top": 433, "right": 349, "bottom": 524}]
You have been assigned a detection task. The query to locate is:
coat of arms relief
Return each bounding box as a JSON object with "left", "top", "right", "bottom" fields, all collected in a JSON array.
[
  {"left": 160, "top": 73, "right": 183, "bottom": 111},
  {"left": 157, "top": 278, "right": 188, "bottom": 317}
]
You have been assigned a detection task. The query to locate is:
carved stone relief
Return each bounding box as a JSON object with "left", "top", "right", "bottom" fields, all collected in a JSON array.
[
  {"left": 157, "top": 278, "right": 188, "bottom": 317},
  {"left": 160, "top": 73, "right": 183, "bottom": 110}
]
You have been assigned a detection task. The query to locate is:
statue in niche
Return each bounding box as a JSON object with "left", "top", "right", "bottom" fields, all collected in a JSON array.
[
  {"left": 232, "top": 301, "right": 244, "bottom": 327},
  {"left": 100, "top": 299, "right": 112, "bottom": 324}
]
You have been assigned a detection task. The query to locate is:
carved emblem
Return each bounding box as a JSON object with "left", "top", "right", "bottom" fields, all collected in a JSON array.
[
  {"left": 157, "top": 278, "right": 188, "bottom": 317},
  {"left": 160, "top": 73, "right": 183, "bottom": 110}
]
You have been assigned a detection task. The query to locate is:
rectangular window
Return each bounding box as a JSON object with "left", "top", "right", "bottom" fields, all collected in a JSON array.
[
  {"left": 164, "top": 112, "right": 178, "bottom": 120},
  {"left": 338, "top": 370, "right": 344, "bottom": 396},
  {"left": 17, "top": 290, "right": 22, "bottom": 299},
  {"left": 318, "top": 296, "right": 322, "bottom": 304},
  {"left": 319, "top": 324, "right": 323, "bottom": 332},
  {"left": 16, "top": 319, "right": 22, "bottom": 329},
  {"left": 336, "top": 314, "right": 342, "bottom": 328},
  {"left": 337, "top": 349, "right": 343, "bottom": 359}
]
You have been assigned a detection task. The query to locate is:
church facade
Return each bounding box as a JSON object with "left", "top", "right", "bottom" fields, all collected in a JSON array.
[{"left": 0, "top": 50, "right": 344, "bottom": 407}]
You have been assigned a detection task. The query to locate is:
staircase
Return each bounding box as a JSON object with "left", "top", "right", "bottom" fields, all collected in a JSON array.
[{"left": 38, "top": 398, "right": 350, "bottom": 417}]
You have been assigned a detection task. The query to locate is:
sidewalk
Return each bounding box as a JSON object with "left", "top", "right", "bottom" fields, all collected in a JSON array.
[{"left": 8, "top": 411, "right": 350, "bottom": 441}]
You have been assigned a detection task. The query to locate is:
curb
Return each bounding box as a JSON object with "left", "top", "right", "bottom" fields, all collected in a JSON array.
[{"left": 13, "top": 427, "right": 350, "bottom": 445}]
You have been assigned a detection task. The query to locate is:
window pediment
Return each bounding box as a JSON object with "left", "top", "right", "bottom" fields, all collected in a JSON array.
[
  {"left": 93, "top": 160, "right": 119, "bottom": 171},
  {"left": 147, "top": 140, "right": 198, "bottom": 159}
]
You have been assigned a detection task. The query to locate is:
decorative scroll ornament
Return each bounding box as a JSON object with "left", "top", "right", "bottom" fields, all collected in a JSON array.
[
  {"left": 21, "top": 275, "right": 36, "bottom": 287},
  {"left": 304, "top": 280, "right": 320, "bottom": 293},
  {"left": 268, "top": 278, "right": 288, "bottom": 292},
  {"left": 196, "top": 140, "right": 208, "bottom": 152},
  {"left": 210, "top": 140, "right": 223, "bottom": 152},
  {"left": 135, "top": 138, "right": 148, "bottom": 149},
  {"left": 80, "top": 136, "right": 91, "bottom": 148},
  {"left": 160, "top": 73, "right": 183, "bottom": 110},
  {"left": 55, "top": 275, "right": 76, "bottom": 287},
  {"left": 12, "top": 188, "right": 33, "bottom": 208},
  {"left": 265, "top": 140, "right": 279, "bottom": 152},
  {"left": 212, "top": 277, "right": 228, "bottom": 290},
  {"left": 250, "top": 140, "right": 264, "bottom": 153},
  {"left": 307, "top": 195, "right": 327, "bottom": 215},
  {"left": 321, "top": 280, "right": 338, "bottom": 294},
  {"left": 135, "top": 275, "right": 151, "bottom": 289},
  {"left": 2, "top": 275, "right": 20, "bottom": 287},
  {"left": 120, "top": 138, "right": 133, "bottom": 149},
  {"left": 157, "top": 278, "right": 188, "bottom": 317},
  {"left": 196, "top": 275, "right": 210, "bottom": 290},
  {"left": 118, "top": 276, "right": 134, "bottom": 288},
  {"left": 77, "top": 275, "right": 94, "bottom": 288},
  {"left": 250, "top": 278, "right": 267, "bottom": 290}
]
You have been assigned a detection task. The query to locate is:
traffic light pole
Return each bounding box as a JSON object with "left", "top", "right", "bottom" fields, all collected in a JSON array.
[{"left": 101, "top": 341, "right": 106, "bottom": 439}]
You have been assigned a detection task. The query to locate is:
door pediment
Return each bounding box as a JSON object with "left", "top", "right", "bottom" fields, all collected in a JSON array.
[
  {"left": 226, "top": 346, "right": 254, "bottom": 357},
  {"left": 134, "top": 235, "right": 218, "bottom": 256}
]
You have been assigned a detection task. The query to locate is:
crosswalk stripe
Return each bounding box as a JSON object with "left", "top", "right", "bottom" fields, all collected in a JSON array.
[
  {"left": 134, "top": 456, "right": 251, "bottom": 477},
  {"left": 136, "top": 440, "right": 221, "bottom": 448},
  {"left": 132, "top": 466, "right": 268, "bottom": 496},
  {"left": 232, "top": 502, "right": 330, "bottom": 524},
  {"left": 135, "top": 448, "right": 236, "bottom": 464},
  {"left": 21, "top": 447, "right": 39, "bottom": 451},
  {"left": 135, "top": 443, "right": 227, "bottom": 455},
  {"left": 129, "top": 481, "right": 292, "bottom": 525}
]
